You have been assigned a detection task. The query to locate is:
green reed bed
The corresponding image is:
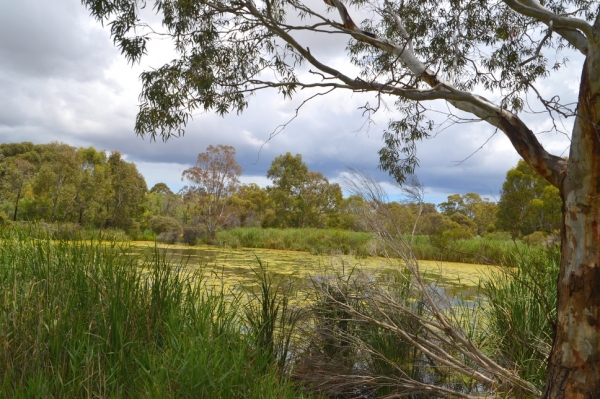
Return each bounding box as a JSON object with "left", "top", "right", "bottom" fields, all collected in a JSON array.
[
  {"left": 215, "top": 227, "right": 542, "bottom": 266},
  {"left": 216, "top": 227, "right": 372, "bottom": 257},
  {"left": 483, "top": 247, "right": 559, "bottom": 391},
  {"left": 0, "top": 227, "right": 312, "bottom": 398},
  {"left": 408, "top": 235, "right": 544, "bottom": 266}
]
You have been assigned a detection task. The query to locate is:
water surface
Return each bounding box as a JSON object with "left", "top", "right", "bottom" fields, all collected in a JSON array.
[{"left": 130, "top": 242, "right": 496, "bottom": 300}]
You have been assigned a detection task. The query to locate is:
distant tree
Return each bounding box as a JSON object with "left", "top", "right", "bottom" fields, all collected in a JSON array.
[
  {"left": 31, "top": 143, "right": 80, "bottom": 222},
  {"left": 105, "top": 151, "right": 148, "bottom": 232},
  {"left": 335, "top": 194, "right": 365, "bottom": 231},
  {"left": 181, "top": 145, "right": 242, "bottom": 243},
  {"left": 69, "top": 147, "right": 110, "bottom": 225},
  {"left": 266, "top": 153, "right": 342, "bottom": 228},
  {"left": 439, "top": 193, "right": 498, "bottom": 235},
  {"left": 150, "top": 182, "right": 173, "bottom": 195},
  {"left": 146, "top": 182, "right": 182, "bottom": 220},
  {"left": 2, "top": 158, "right": 35, "bottom": 221},
  {"left": 438, "top": 194, "right": 466, "bottom": 216},
  {"left": 497, "top": 160, "right": 562, "bottom": 237},
  {"left": 229, "top": 183, "right": 269, "bottom": 227}
]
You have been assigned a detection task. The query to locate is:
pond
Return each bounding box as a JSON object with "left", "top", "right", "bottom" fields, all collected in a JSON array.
[{"left": 130, "top": 242, "right": 497, "bottom": 301}]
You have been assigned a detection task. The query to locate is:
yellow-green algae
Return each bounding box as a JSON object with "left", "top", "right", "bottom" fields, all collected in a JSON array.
[{"left": 130, "top": 242, "right": 496, "bottom": 299}]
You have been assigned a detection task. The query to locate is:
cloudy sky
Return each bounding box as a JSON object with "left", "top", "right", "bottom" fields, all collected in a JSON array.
[{"left": 0, "top": 0, "right": 578, "bottom": 204}]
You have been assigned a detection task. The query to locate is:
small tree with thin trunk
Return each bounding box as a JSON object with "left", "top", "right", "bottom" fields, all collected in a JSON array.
[
  {"left": 181, "top": 145, "right": 242, "bottom": 243},
  {"left": 3, "top": 158, "right": 35, "bottom": 221}
]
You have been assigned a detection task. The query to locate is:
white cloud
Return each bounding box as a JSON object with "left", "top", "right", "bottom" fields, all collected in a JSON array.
[{"left": 0, "top": 0, "right": 581, "bottom": 205}]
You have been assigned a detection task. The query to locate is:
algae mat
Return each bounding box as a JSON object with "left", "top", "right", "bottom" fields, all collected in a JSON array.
[{"left": 130, "top": 242, "right": 495, "bottom": 298}]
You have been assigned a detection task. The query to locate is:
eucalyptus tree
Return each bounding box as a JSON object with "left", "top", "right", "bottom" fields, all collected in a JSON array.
[
  {"left": 497, "top": 159, "right": 562, "bottom": 237},
  {"left": 83, "top": 0, "right": 600, "bottom": 396},
  {"left": 2, "top": 158, "right": 35, "bottom": 221},
  {"left": 181, "top": 145, "right": 243, "bottom": 242},
  {"left": 267, "top": 152, "right": 342, "bottom": 227}
]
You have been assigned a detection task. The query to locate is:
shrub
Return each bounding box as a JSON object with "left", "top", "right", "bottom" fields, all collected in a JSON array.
[
  {"left": 483, "top": 231, "right": 512, "bottom": 241},
  {"left": 442, "top": 227, "right": 473, "bottom": 241},
  {"left": 149, "top": 216, "right": 182, "bottom": 235},
  {"left": 182, "top": 226, "right": 204, "bottom": 246},
  {"left": 156, "top": 230, "right": 180, "bottom": 244},
  {"left": 0, "top": 211, "right": 11, "bottom": 227},
  {"left": 522, "top": 231, "right": 547, "bottom": 246}
]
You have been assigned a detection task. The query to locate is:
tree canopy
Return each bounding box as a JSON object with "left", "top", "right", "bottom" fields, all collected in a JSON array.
[
  {"left": 181, "top": 144, "right": 243, "bottom": 241},
  {"left": 81, "top": 0, "right": 600, "bottom": 395},
  {"left": 496, "top": 159, "right": 562, "bottom": 237}
]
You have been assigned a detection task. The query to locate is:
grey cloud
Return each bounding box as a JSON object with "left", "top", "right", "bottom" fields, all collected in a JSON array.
[
  {"left": 0, "top": 0, "right": 580, "bottom": 204},
  {"left": 0, "top": 0, "right": 115, "bottom": 81}
]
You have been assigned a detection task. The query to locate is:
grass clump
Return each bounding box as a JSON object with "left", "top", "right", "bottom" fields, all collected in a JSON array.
[
  {"left": 0, "top": 226, "right": 313, "bottom": 398},
  {"left": 483, "top": 247, "right": 559, "bottom": 391}
]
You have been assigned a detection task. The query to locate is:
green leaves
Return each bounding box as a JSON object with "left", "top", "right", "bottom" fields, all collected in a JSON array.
[
  {"left": 81, "top": 0, "right": 593, "bottom": 183},
  {"left": 496, "top": 159, "right": 562, "bottom": 237}
]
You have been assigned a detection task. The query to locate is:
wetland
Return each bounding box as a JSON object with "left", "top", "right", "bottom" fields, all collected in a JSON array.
[{"left": 130, "top": 242, "right": 495, "bottom": 301}]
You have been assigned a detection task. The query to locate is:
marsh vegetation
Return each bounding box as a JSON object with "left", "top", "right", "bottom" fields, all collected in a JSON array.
[
  {"left": 0, "top": 225, "right": 557, "bottom": 398},
  {"left": 0, "top": 143, "right": 562, "bottom": 397}
]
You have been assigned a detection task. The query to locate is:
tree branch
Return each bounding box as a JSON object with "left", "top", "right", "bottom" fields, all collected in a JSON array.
[
  {"left": 503, "top": 0, "right": 590, "bottom": 55},
  {"left": 316, "top": 0, "right": 568, "bottom": 187}
]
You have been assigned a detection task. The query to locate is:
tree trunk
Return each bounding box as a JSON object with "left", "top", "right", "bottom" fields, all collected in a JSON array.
[
  {"left": 543, "top": 58, "right": 600, "bottom": 398},
  {"left": 13, "top": 186, "right": 21, "bottom": 222}
]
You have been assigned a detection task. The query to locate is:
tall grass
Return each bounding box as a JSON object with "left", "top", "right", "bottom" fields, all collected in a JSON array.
[
  {"left": 215, "top": 227, "right": 543, "bottom": 266},
  {"left": 409, "top": 235, "right": 543, "bottom": 265},
  {"left": 483, "top": 247, "right": 560, "bottom": 392},
  {"left": 0, "top": 226, "right": 313, "bottom": 398},
  {"left": 216, "top": 227, "right": 372, "bottom": 256}
]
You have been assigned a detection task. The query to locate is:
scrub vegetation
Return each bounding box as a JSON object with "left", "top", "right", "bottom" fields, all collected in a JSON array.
[
  {"left": 0, "top": 224, "right": 558, "bottom": 398},
  {"left": 0, "top": 142, "right": 561, "bottom": 255},
  {"left": 1, "top": 141, "right": 564, "bottom": 396}
]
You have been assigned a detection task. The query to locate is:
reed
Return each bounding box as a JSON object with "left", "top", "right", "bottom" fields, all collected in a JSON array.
[
  {"left": 483, "top": 247, "right": 559, "bottom": 391},
  {"left": 0, "top": 226, "right": 313, "bottom": 398},
  {"left": 216, "top": 227, "right": 372, "bottom": 256}
]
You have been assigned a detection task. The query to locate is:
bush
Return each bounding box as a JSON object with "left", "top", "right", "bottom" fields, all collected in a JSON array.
[
  {"left": 0, "top": 211, "right": 11, "bottom": 227},
  {"left": 149, "top": 216, "right": 182, "bottom": 235},
  {"left": 483, "top": 231, "right": 512, "bottom": 241},
  {"left": 442, "top": 227, "right": 473, "bottom": 241},
  {"left": 182, "top": 226, "right": 204, "bottom": 246},
  {"left": 156, "top": 230, "right": 180, "bottom": 244},
  {"left": 522, "top": 231, "right": 547, "bottom": 246}
]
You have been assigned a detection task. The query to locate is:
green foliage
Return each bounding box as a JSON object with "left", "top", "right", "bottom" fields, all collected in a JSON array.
[
  {"left": 266, "top": 153, "right": 343, "bottom": 228},
  {"left": 496, "top": 160, "right": 562, "bottom": 237},
  {"left": 0, "top": 210, "right": 11, "bottom": 226},
  {"left": 0, "top": 226, "right": 313, "bottom": 398},
  {"left": 0, "top": 142, "right": 147, "bottom": 231},
  {"left": 182, "top": 225, "right": 204, "bottom": 245},
  {"left": 243, "top": 260, "right": 305, "bottom": 375},
  {"left": 216, "top": 227, "right": 372, "bottom": 256},
  {"left": 156, "top": 230, "right": 180, "bottom": 244},
  {"left": 484, "top": 248, "right": 559, "bottom": 390},
  {"left": 149, "top": 215, "right": 182, "bottom": 234},
  {"left": 439, "top": 193, "right": 498, "bottom": 235},
  {"left": 522, "top": 231, "right": 548, "bottom": 246}
]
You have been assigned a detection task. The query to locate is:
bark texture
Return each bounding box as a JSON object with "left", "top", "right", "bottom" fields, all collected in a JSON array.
[{"left": 543, "top": 55, "right": 600, "bottom": 398}]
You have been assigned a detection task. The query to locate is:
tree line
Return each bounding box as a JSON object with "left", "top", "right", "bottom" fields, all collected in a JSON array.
[
  {"left": 0, "top": 142, "right": 561, "bottom": 242},
  {"left": 0, "top": 142, "right": 146, "bottom": 232}
]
